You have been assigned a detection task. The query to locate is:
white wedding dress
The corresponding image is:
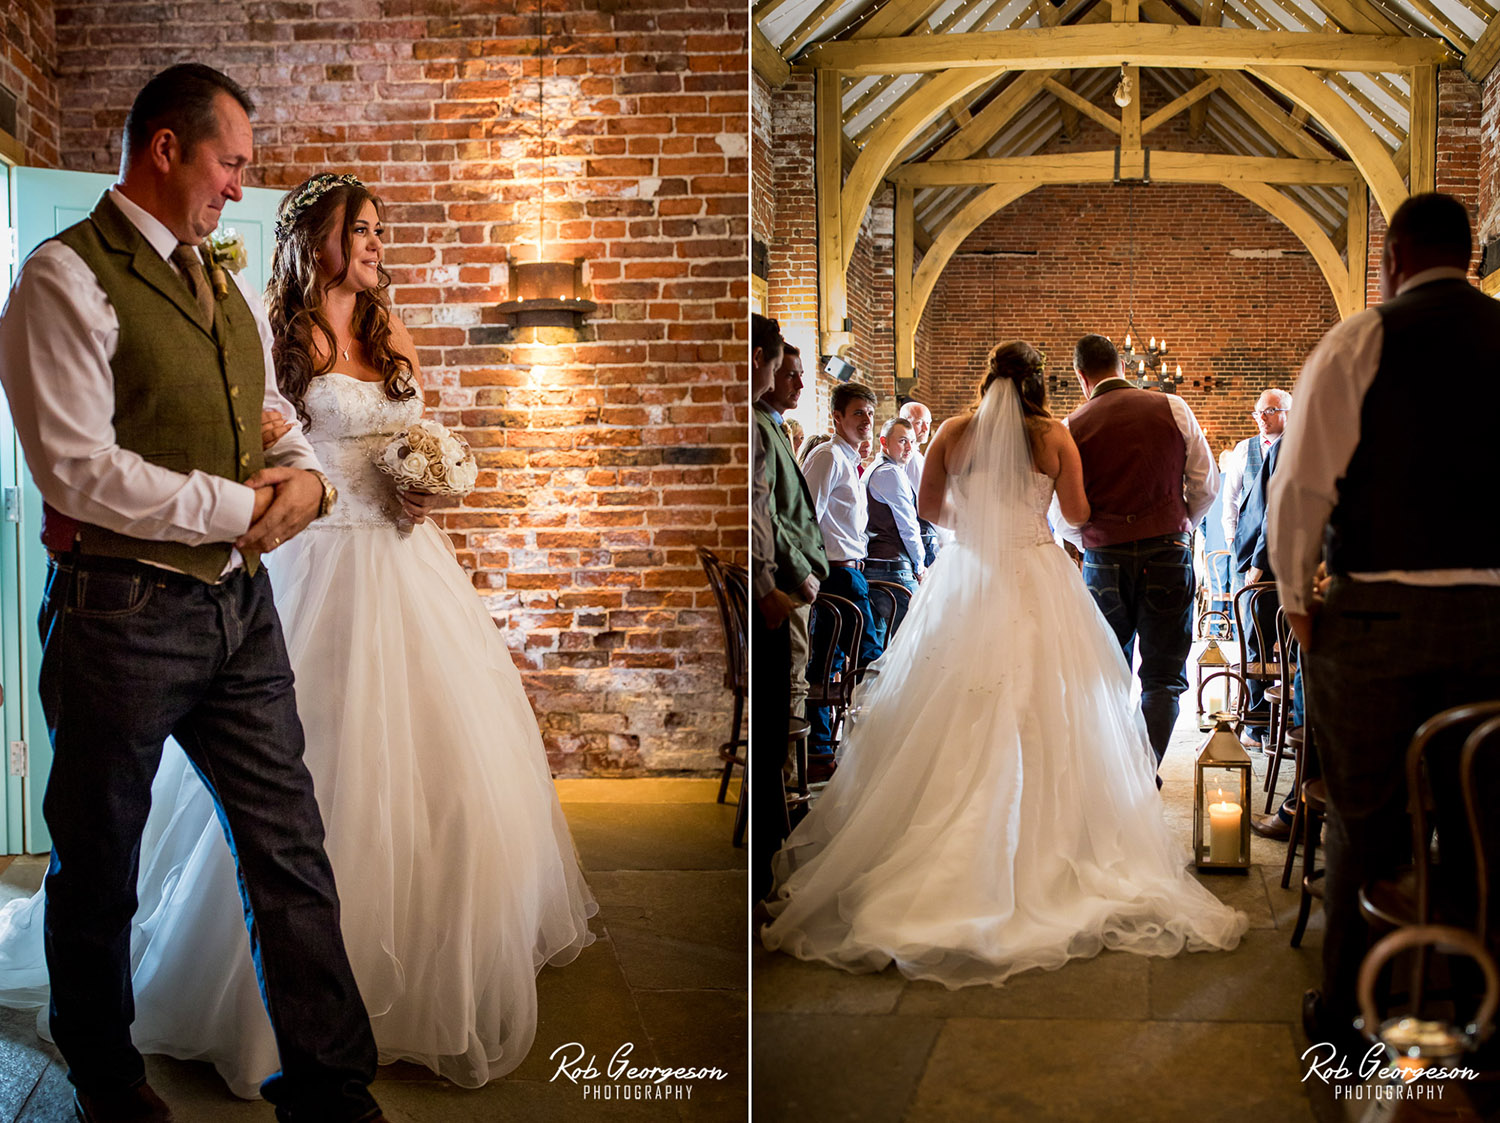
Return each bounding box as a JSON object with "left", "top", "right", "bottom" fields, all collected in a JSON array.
[
  {"left": 762, "top": 379, "right": 1246, "bottom": 987},
  {"left": 0, "top": 372, "right": 598, "bottom": 1094}
]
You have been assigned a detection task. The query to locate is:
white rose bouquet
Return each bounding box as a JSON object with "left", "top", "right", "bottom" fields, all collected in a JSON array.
[{"left": 375, "top": 419, "right": 479, "bottom": 533}]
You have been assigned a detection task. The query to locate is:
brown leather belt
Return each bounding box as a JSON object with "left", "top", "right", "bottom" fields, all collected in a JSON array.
[{"left": 830, "top": 559, "right": 864, "bottom": 570}]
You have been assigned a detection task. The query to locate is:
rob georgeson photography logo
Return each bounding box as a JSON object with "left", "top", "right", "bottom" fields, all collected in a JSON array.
[
  {"left": 1302, "top": 1041, "right": 1479, "bottom": 1104},
  {"left": 550, "top": 1041, "right": 730, "bottom": 1101}
]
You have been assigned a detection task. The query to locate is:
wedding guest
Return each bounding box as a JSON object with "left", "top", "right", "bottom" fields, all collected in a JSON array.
[
  {"left": 1060, "top": 334, "right": 1219, "bottom": 777},
  {"left": 800, "top": 433, "right": 830, "bottom": 465},
  {"left": 753, "top": 342, "right": 829, "bottom": 732},
  {"left": 1234, "top": 392, "right": 1291, "bottom": 749},
  {"left": 899, "top": 401, "right": 939, "bottom": 565},
  {"left": 864, "top": 418, "right": 924, "bottom": 646},
  {"left": 801, "top": 382, "right": 884, "bottom": 756},
  {"left": 1269, "top": 192, "right": 1500, "bottom": 1053},
  {"left": 1221, "top": 389, "right": 1289, "bottom": 595},
  {"left": 785, "top": 417, "right": 804, "bottom": 458},
  {"left": 751, "top": 313, "right": 797, "bottom": 899},
  {"left": 0, "top": 64, "right": 386, "bottom": 1123}
]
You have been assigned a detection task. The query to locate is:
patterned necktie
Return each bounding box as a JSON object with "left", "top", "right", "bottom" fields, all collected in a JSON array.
[{"left": 170, "top": 243, "right": 215, "bottom": 324}]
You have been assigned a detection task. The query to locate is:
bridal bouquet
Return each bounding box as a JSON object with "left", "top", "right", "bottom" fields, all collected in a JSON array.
[{"left": 376, "top": 419, "right": 480, "bottom": 519}]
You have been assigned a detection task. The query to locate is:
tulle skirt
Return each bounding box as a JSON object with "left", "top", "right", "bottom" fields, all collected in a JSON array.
[
  {"left": 0, "top": 518, "right": 597, "bottom": 1095},
  {"left": 763, "top": 534, "right": 1246, "bottom": 988}
]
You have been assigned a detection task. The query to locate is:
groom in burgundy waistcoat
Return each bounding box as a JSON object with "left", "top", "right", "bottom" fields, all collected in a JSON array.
[{"left": 1063, "top": 335, "right": 1220, "bottom": 776}]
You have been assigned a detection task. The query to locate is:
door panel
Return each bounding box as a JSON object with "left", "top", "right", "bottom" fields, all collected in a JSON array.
[{"left": 4, "top": 170, "right": 284, "bottom": 853}]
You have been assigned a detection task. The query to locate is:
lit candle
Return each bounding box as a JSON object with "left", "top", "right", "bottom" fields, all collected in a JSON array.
[
  {"left": 1160, "top": 339, "right": 1167, "bottom": 353},
  {"left": 1175, "top": 362, "right": 1183, "bottom": 379},
  {"left": 1203, "top": 683, "right": 1225, "bottom": 717},
  {"left": 1208, "top": 791, "right": 1242, "bottom": 863},
  {"left": 1138, "top": 360, "right": 1146, "bottom": 374},
  {"left": 1149, "top": 336, "right": 1156, "bottom": 349},
  {"left": 1125, "top": 333, "right": 1132, "bottom": 349}
]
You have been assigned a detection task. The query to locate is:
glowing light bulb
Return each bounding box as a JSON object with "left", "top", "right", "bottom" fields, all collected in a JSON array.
[{"left": 1125, "top": 333, "right": 1132, "bottom": 349}]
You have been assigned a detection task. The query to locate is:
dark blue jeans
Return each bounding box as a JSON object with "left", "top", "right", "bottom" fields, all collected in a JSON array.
[
  {"left": 1083, "top": 535, "right": 1195, "bottom": 766},
  {"left": 1305, "top": 578, "right": 1500, "bottom": 1026},
  {"left": 808, "top": 564, "right": 883, "bottom": 752},
  {"left": 38, "top": 556, "right": 380, "bottom": 1122},
  {"left": 862, "top": 557, "right": 917, "bottom": 651}
]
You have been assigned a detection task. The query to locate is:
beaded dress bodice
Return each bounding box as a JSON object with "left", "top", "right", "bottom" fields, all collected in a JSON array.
[{"left": 304, "top": 373, "right": 424, "bottom": 529}]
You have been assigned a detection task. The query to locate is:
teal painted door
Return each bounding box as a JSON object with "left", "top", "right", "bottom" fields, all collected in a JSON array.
[{"left": 3, "top": 170, "right": 284, "bottom": 854}]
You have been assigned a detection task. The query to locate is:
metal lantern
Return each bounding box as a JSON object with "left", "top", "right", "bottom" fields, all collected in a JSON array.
[
  {"left": 1195, "top": 639, "right": 1230, "bottom": 730},
  {"left": 1193, "top": 713, "right": 1253, "bottom": 873}
]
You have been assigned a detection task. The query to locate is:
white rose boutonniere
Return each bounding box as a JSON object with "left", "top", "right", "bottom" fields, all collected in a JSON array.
[{"left": 203, "top": 228, "right": 248, "bottom": 302}]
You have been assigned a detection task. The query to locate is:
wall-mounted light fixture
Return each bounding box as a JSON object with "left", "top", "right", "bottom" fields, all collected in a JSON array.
[{"left": 498, "top": 1, "right": 597, "bottom": 332}]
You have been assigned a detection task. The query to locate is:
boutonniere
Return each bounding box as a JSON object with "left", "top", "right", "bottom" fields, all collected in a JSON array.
[{"left": 203, "top": 228, "right": 248, "bottom": 302}]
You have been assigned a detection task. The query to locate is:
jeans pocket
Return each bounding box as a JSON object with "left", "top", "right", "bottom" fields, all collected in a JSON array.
[
  {"left": 1142, "top": 561, "right": 1193, "bottom": 615},
  {"left": 67, "top": 569, "right": 157, "bottom": 619}
]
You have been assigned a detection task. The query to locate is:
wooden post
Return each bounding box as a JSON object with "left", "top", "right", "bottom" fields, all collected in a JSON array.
[
  {"left": 816, "top": 68, "right": 849, "bottom": 357},
  {"left": 1407, "top": 64, "right": 1436, "bottom": 195},
  {"left": 1347, "top": 181, "right": 1369, "bottom": 316},
  {"left": 894, "top": 184, "right": 915, "bottom": 395}
]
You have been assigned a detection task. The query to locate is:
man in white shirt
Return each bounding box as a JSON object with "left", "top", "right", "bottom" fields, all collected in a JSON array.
[
  {"left": 863, "top": 417, "right": 923, "bottom": 646},
  {"left": 1268, "top": 192, "right": 1500, "bottom": 1056},
  {"left": 1221, "top": 388, "right": 1290, "bottom": 586},
  {"left": 0, "top": 64, "right": 386, "bottom": 1123},
  {"left": 800, "top": 381, "right": 883, "bottom": 754},
  {"left": 898, "top": 400, "right": 939, "bottom": 565}
]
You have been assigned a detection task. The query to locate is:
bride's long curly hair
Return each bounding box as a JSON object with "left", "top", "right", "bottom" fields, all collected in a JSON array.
[
  {"left": 981, "top": 341, "right": 1052, "bottom": 431},
  {"left": 266, "top": 178, "right": 416, "bottom": 430}
]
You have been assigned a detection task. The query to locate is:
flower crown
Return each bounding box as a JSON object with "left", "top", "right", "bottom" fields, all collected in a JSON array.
[{"left": 274, "top": 173, "right": 364, "bottom": 241}]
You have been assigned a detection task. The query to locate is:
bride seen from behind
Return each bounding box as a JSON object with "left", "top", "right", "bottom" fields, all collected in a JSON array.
[
  {"left": 0, "top": 173, "right": 598, "bottom": 1096},
  {"left": 763, "top": 341, "right": 1247, "bottom": 988}
]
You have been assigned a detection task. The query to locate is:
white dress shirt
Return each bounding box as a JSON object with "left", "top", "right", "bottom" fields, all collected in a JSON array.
[
  {"left": 864, "top": 454, "right": 924, "bottom": 575},
  {"left": 800, "top": 432, "right": 868, "bottom": 563},
  {"left": 1268, "top": 266, "right": 1500, "bottom": 615},
  {"left": 1052, "top": 380, "right": 1220, "bottom": 547},
  {"left": 0, "top": 187, "right": 319, "bottom": 549}
]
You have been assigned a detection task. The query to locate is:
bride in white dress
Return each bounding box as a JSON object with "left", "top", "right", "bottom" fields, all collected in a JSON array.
[
  {"left": 0, "top": 174, "right": 597, "bottom": 1095},
  {"left": 762, "top": 342, "right": 1246, "bottom": 987}
]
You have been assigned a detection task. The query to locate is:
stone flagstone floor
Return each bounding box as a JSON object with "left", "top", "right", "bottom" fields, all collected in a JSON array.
[
  {"left": 752, "top": 672, "right": 1343, "bottom": 1123},
  {"left": 0, "top": 777, "right": 747, "bottom": 1123}
]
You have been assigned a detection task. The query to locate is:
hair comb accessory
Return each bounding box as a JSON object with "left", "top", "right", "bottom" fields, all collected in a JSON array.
[{"left": 274, "top": 173, "right": 365, "bottom": 241}]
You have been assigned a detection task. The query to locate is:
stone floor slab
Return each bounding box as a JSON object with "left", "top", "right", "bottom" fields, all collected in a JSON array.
[
  {"left": 1148, "top": 928, "right": 1321, "bottom": 1023},
  {"left": 909, "top": 1018, "right": 1317, "bottom": 1122},
  {"left": 753, "top": 1013, "right": 941, "bottom": 1123},
  {"left": 751, "top": 943, "right": 906, "bottom": 1016},
  {"left": 895, "top": 945, "right": 1150, "bottom": 1021},
  {"left": 632, "top": 989, "right": 747, "bottom": 1122},
  {"left": 587, "top": 871, "right": 746, "bottom": 991},
  {"left": 565, "top": 803, "right": 745, "bottom": 872}
]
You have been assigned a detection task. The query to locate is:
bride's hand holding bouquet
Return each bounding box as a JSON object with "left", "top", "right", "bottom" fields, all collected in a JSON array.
[{"left": 377, "top": 418, "right": 479, "bottom": 533}]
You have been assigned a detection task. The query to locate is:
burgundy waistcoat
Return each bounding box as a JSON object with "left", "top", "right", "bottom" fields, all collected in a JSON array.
[{"left": 1068, "top": 381, "right": 1191, "bottom": 549}]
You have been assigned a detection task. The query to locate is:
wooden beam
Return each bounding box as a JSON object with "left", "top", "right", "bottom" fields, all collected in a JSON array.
[
  {"left": 752, "top": 23, "right": 791, "bottom": 88},
  {"left": 852, "top": 0, "right": 946, "bottom": 39},
  {"left": 1044, "top": 76, "right": 1123, "bottom": 133},
  {"left": 841, "top": 66, "right": 1009, "bottom": 269},
  {"left": 895, "top": 184, "right": 916, "bottom": 394},
  {"left": 803, "top": 25, "right": 1453, "bottom": 76},
  {"left": 1346, "top": 181, "right": 1369, "bottom": 316},
  {"left": 753, "top": 0, "right": 800, "bottom": 22},
  {"left": 1190, "top": 0, "right": 1225, "bottom": 137},
  {"left": 1248, "top": 64, "right": 1406, "bottom": 220},
  {"left": 1465, "top": 12, "right": 1500, "bottom": 81},
  {"left": 816, "top": 68, "right": 849, "bottom": 356},
  {"left": 933, "top": 69, "right": 1056, "bottom": 161},
  {"left": 1120, "top": 65, "right": 1142, "bottom": 150},
  {"left": 785, "top": 0, "right": 852, "bottom": 58},
  {"left": 1143, "top": 74, "right": 1220, "bottom": 134},
  {"left": 893, "top": 150, "right": 1363, "bottom": 186},
  {"left": 1214, "top": 72, "right": 1329, "bottom": 159},
  {"left": 1302, "top": 0, "right": 1404, "bottom": 34},
  {"left": 1408, "top": 63, "right": 1437, "bottom": 194}
]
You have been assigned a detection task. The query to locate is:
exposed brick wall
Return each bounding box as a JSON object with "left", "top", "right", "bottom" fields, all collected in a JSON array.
[
  {"left": 1, "top": 0, "right": 59, "bottom": 166},
  {"left": 47, "top": 0, "right": 748, "bottom": 775},
  {"left": 914, "top": 183, "right": 1339, "bottom": 452},
  {"left": 846, "top": 185, "right": 893, "bottom": 400}
]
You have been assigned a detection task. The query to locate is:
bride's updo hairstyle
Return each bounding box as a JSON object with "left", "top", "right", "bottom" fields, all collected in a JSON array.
[
  {"left": 267, "top": 174, "right": 416, "bottom": 430},
  {"left": 980, "top": 341, "right": 1052, "bottom": 428}
]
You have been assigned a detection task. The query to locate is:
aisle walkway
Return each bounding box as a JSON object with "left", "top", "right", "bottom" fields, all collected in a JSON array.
[
  {"left": 753, "top": 699, "right": 1331, "bottom": 1122},
  {"left": 0, "top": 778, "right": 746, "bottom": 1122}
]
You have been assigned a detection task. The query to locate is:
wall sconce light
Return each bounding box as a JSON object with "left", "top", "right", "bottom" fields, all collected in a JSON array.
[
  {"left": 823, "top": 354, "right": 856, "bottom": 382},
  {"left": 499, "top": 1, "right": 596, "bottom": 333}
]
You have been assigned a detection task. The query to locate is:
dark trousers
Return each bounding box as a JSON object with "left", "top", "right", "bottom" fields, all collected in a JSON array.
[
  {"left": 38, "top": 556, "right": 380, "bottom": 1122},
  {"left": 751, "top": 609, "right": 792, "bottom": 904},
  {"left": 1304, "top": 578, "right": 1500, "bottom": 1025},
  {"left": 808, "top": 565, "right": 883, "bottom": 752},
  {"left": 862, "top": 557, "right": 917, "bottom": 650},
  {"left": 1082, "top": 535, "right": 1195, "bottom": 765}
]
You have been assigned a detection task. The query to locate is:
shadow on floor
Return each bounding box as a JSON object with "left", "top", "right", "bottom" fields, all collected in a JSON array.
[{"left": 0, "top": 777, "right": 746, "bottom": 1122}]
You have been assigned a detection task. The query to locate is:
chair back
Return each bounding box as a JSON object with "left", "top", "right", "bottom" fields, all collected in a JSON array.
[
  {"left": 697, "top": 547, "right": 747, "bottom": 693},
  {"left": 866, "top": 579, "right": 912, "bottom": 646},
  {"left": 1231, "top": 581, "right": 1279, "bottom": 693},
  {"left": 1357, "top": 925, "right": 1499, "bottom": 1064},
  {"left": 1274, "top": 605, "right": 1299, "bottom": 686},
  {"left": 1198, "top": 550, "right": 1235, "bottom": 639},
  {"left": 1404, "top": 701, "right": 1500, "bottom": 932},
  {"left": 807, "top": 591, "right": 862, "bottom": 706},
  {"left": 1460, "top": 713, "right": 1500, "bottom": 947}
]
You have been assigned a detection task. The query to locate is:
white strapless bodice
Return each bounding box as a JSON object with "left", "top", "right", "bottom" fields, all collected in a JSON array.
[{"left": 303, "top": 374, "right": 424, "bottom": 529}]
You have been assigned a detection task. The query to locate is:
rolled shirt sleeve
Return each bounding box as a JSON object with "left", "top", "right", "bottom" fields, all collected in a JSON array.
[
  {"left": 1220, "top": 440, "right": 1246, "bottom": 546},
  {"left": 866, "top": 460, "right": 925, "bottom": 574},
  {"left": 1168, "top": 395, "right": 1220, "bottom": 527},
  {"left": 1268, "top": 310, "right": 1383, "bottom": 615}
]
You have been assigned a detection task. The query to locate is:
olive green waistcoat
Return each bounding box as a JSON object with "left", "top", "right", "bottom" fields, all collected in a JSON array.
[{"left": 52, "top": 192, "right": 265, "bottom": 581}]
